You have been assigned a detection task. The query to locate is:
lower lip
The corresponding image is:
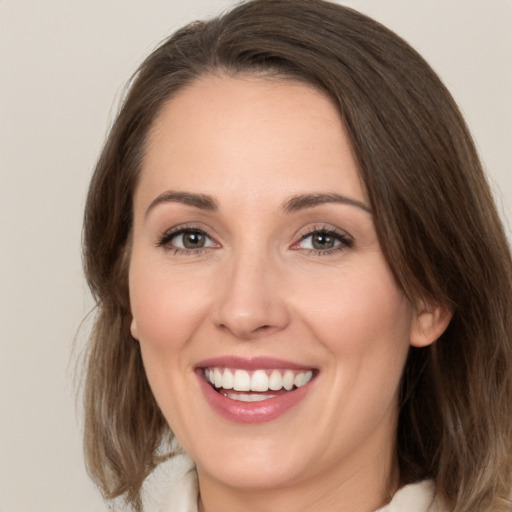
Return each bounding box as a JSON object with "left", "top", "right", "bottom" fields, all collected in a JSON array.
[{"left": 196, "top": 372, "right": 313, "bottom": 424}]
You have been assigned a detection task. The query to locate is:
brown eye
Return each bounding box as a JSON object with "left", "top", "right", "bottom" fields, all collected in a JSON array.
[
  {"left": 311, "top": 233, "right": 337, "bottom": 250},
  {"left": 181, "top": 231, "right": 206, "bottom": 249},
  {"left": 296, "top": 228, "right": 353, "bottom": 253},
  {"left": 158, "top": 227, "right": 216, "bottom": 252}
]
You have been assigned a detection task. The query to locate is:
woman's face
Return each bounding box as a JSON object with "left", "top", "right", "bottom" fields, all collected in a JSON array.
[{"left": 129, "top": 75, "right": 435, "bottom": 499}]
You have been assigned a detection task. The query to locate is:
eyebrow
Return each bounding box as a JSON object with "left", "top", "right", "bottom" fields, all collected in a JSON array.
[
  {"left": 145, "top": 190, "right": 371, "bottom": 217},
  {"left": 282, "top": 193, "right": 371, "bottom": 214},
  {"left": 145, "top": 191, "right": 219, "bottom": 217}
]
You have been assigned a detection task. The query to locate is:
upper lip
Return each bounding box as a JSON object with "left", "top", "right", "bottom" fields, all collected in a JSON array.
[{"left": 195, "top": 356, "right": 315, "bottom": 371}]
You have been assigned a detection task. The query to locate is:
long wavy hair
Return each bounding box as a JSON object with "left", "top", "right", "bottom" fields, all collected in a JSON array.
[{"left": 82, "top": 1, "right": 512, "bottom": 510}]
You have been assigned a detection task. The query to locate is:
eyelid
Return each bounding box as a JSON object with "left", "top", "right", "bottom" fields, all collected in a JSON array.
[
  {"left": 155, "top": 223, "right": 353, "bottom": 255},
  {"left": 291, "top": 224, "right": 354, "bottom": 253},
  {"left": 156, "top": 224, "right": 220, "bottom": 253}
]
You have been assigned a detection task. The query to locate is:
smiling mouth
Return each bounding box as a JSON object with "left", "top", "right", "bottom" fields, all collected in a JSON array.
[{"left": 203, "top": 368, "right": 314, "bottom": 402}]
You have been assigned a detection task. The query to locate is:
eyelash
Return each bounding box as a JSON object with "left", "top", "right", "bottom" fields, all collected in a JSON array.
[
  {"left": 156, "top": 225, "right": 216, "bottom": 256},
  {"left": 156, "top": 225, "right": 354, "bottom": 256},
  {"left": 294, "top": 227, "right": 354, "bottom": 256}
]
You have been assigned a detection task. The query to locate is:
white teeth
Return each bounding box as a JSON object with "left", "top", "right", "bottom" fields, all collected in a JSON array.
[
  {"left": 204, "top": 367, "right": 314, "bottom": 393},
  {"left": 269, "top": 370, "right": 283, "bottom": 391},
  {"left": 294, "top": 372, "right": 306, "bottom": 387},
  {"left": 222, "top": 392, "right": 277, "bottom": 402},
  {"left": 222, "top": 391, "right": 278, "bottom": 402},
  {"left": 283, "top": 370, "right": 294, "bottom": 390},
  {"left": 233, "top": 369, "right": 251, "bottom": 391},
  {"left": 294, "top": 370, "right": 313, "bottom": 387},
  {"left": 222, "top": 369, "right": 234, "bottom": 390},
  {"left": 251, "top": 370, "right": 269, "bottom": 392},
  {"left": 214, "top": 368, "right": 223, "bottom": 388}
]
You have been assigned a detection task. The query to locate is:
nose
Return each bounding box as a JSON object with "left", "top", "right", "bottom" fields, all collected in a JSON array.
[{"left": 213, "top": 251, "right": 290, "bottom": 340}]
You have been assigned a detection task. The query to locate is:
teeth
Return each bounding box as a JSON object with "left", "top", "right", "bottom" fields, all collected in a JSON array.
[
  {"left": 221, "top": 391, "right": 278, "bottom": 402},
  {"left": 251, "top": 370, "right": 269, "bottom": 392},
  {"left": 233, "top": 369, "right": 251, "bottom": 391},
  {"left": 214, "top": 368, "right": 223, "bottom": 388},
  {"left": 269, "top": 370, "right": 283, "bottom": 391},
  {"left": 294, "top": 372, "right": 307, "bottom": 387},
  {"left": 283, "top": 370, "right": 294, "bottom": 390},
  {"left": 204, "top": 367, "right": 313, "bottom": 393},
  {"left": 222, "top": 369, "right": 234, "bottom": 390}
]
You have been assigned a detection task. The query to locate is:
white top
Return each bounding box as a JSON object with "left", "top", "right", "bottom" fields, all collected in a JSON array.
[{"left": 143, "top": 454, "right": 444, "bottom": 512}]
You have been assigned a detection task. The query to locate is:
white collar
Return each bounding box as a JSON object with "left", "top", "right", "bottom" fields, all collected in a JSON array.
[{"left": 376, "top": 480, "right": 438, "bottom": 511}]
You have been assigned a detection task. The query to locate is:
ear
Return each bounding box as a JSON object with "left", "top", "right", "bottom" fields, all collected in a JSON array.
[
  {"left": 130, "top": 316, "right": 139, "bottom": 341},
  {"left": 410, "top": 302, "right": 452, "bottom": 348}
]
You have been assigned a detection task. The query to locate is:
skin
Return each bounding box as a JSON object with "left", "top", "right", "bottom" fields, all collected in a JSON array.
[{"left": 129, "top": 75, "right": 449, "bottom": 512}]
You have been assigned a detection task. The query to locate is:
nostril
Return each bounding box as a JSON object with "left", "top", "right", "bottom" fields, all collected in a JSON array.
[{"left": 254, "top": 325, "right": 276, "bottom": 335}]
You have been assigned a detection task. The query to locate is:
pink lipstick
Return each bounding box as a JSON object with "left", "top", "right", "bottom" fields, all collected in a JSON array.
[{"left": 195, "top": 356, "right": 317, "bottom": 424}]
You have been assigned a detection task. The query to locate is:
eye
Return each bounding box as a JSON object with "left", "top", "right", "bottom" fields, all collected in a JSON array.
[
  {"left": 293, "top": 227, "right": 353, "bottom": 254},
  {"left": 174, "top": 230, "right": 210, "bottom": 249},
  {"left": 157, "top": 226, "right": 217, "bottom": 253}
]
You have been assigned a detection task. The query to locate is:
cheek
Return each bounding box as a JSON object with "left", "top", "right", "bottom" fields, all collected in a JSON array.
[
  {"left": 127, "top": 255, "right": 215, "bottom": 419},
  {"left": 297, "top": 263, "right": 413, "bottom": 350},
  {"left": 129, "top": 254, "right": 211, "bottom": 351},
  {"left": 301, "top": 265, "right": 412, "bottom": 436},
  {"left": 128, "top": 254, "right": 213, "bottom": 423},
  {"left": 296, "top": 261, "right": 413, "bottom": 410}
]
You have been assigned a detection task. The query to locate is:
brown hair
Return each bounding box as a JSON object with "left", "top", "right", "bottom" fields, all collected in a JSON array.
[{"left": 82, "top": 1, "right": 512, "bottom": 510}]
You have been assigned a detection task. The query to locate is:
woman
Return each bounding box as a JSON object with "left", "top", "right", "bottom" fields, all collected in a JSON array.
[{"left": 82, "top": 1, "right": 512, "bottom": 510}]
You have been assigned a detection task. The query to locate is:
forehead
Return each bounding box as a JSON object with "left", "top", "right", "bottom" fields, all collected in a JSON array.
[{"left": 137, "top": 74, "right": 365, "bottom": 208}]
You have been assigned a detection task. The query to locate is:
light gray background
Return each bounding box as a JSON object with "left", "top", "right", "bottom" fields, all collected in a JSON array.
[{"left": 1, "top": 1, "right": 511, "bottom": 511}]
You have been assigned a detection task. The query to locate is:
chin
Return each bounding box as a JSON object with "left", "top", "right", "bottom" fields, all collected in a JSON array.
[{"left": 195, "top": 448, "right": 306, "bottom": 490}]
